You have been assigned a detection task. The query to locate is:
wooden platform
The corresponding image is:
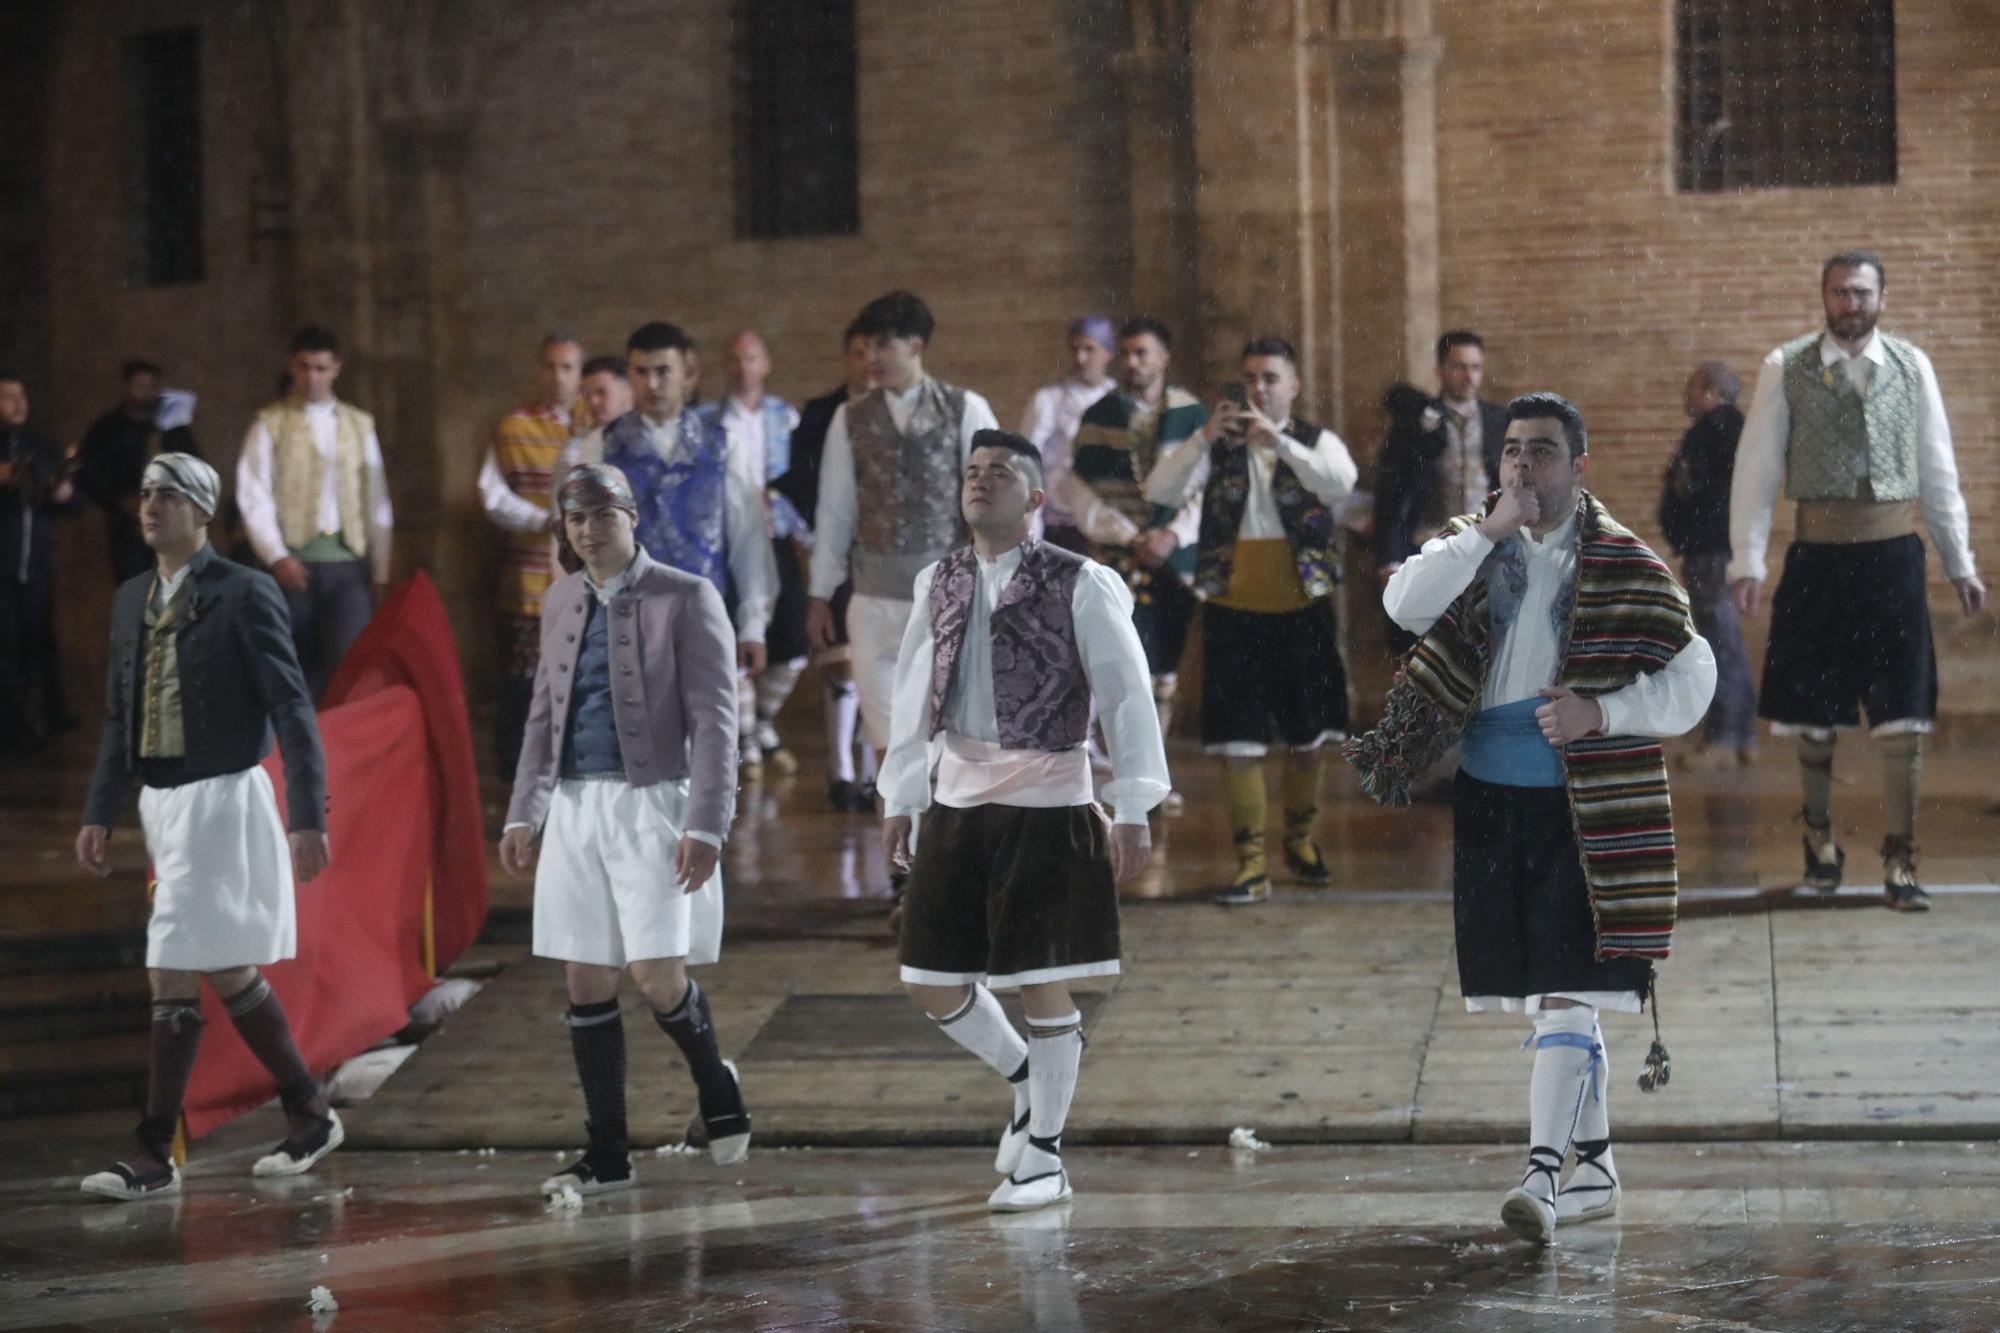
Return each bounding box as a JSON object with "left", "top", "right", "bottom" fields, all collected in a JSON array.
[
  {"left": 7, "top": 684, "right": 1999, "bottom": 1132},
  {"left": 345, "top": 892, "right": 2000, "bottom": 1149}
]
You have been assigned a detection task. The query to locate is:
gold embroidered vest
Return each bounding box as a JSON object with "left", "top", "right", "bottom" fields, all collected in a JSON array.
[{"left": 258, "top": 399, "right": 375, "bottom": 557}]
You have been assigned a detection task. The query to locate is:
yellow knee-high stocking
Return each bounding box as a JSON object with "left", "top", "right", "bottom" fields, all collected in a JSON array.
[
  {"left": 1280, "top": 753, "right": 1330, "bottom": 882},
  {"left": 1222, "top": 763, "right": 1267, "bottom": 888}
]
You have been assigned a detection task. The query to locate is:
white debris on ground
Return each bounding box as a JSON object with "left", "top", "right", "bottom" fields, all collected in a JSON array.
[
  {"left": 1228, "top": 1127, "right": 1271, "bottom": 1151},
  {"left": 307, "top": 1285, "right": 338, "bottom": 1312},
  {"left": 546, "top": 1184, "right": 584, "bottom": 1211},
  {"left": 654, "top": 1143, "right": 699, "bottom": 1156}
]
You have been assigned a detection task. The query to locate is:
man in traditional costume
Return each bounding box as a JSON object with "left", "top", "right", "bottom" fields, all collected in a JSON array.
[
  {"left": 1350, "top": 394, "right": 1715, "bottom": 1243},
  {"left": 501, "top": 464, "right": 751, "bottom": 1197},
  {"left": 882, "top": 429, "right": 1168, "bottom": 1212},
  {"left": 1729, "top": 250, "right": 1984, "bottom": 911},
  {"left": 480, "top": 332, "right": 587, "bottom": 778},
  {"left": 570, "top": 322, "right": 776, "bottom": 683},
  {"left": 76, "top": 453, "right": 337, "bottom": 1200},
  {"left": 235, "top": 326, "right": 393, "bottom": 700},
  {"left": 1147, "top": 337, "right": 1358, "bottom": 904},
  {"left": 1019, "top": 316, "right": 1118, "bottom": 555},
  {"left": 1064, "top": 318, "right": 1207, "bottom": 777},
  {"left": 806, "top": 291, "right": 1001, "bottom": 767},
  {"left": 775, "top": 321, "right": 879, "bottom": 811},
  {"left": 696, "top": 330, "right": 810, "bottom": 781}
]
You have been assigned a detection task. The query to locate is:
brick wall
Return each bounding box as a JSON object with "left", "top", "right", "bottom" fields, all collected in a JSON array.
[
  {"left": 30, "top": 0, "right": 1999, "bottom": 720},
  {"left": 455, "top": 0, "right": 1132, "bottom": 440}
]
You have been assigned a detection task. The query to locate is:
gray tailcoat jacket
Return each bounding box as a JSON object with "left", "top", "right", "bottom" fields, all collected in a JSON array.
[{"left": 506, "top": 549, "right": 739, "bottom": 839}]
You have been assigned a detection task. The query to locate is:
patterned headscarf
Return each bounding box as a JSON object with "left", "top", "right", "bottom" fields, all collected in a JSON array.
[
  {"left": 141, "top": 452, "right": 221, "bottom": 518},
  {"left": 556, "top": 463, "right": 637, "bottom": 517}
]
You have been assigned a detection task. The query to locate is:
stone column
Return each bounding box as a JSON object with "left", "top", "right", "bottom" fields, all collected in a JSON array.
[
  {"left": 1113, "top": 2, "right": 1201, "bottom": 352},
  {"left": 1325, "top": 0, "right": 1443, "bottom": 715},
  {"left": 281, "top": 0, "right": 486, "bottom": 649},
  {"left": 1187, "top": 2, "right": 1333, "bottom": 407},
  {"left": 1327, "top": 22, "right": 1441, "bottom": 444}
]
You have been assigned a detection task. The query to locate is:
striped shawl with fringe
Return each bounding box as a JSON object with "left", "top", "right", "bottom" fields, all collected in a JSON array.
[{"left": 1343, "top": 491, "right": 1695, "bottom": 959}]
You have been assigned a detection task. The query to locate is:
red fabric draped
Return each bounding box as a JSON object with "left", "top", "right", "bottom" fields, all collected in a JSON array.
[{"left": 184, "top": 573, "right": 488, "bottom": 1136}]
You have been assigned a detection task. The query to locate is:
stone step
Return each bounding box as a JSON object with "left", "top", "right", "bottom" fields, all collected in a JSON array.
[
  {"left": 0, "top": 930, "right": 148, "bottom": 977},
  {"left": 0, "top": 967, "right": 151, "bottom": 1014},
  {"left": 0, "top": 1004, "right": 148, "bottom": 1046},
  {"left": 0, "top": 1030, "right": 148, "bottom": 1119}
]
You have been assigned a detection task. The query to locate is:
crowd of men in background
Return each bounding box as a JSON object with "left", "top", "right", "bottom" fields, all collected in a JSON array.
[{"left": 3, "top": 253, "right": 1979, "bottom": 916}]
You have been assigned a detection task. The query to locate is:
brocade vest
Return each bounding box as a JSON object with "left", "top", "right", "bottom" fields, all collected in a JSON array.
[
  {"left": 927, "top": 540, "right": 1091, "bottom": 752},
  {"left": 137, "top": 575, "right": 192, "bottom": 759},
  {"left": 257, "top": 400, "right": 375, "bottom": 558},
  {"left": 601, "top": 410, "right": 730, "bottom": 598},
  {"left": 1780, "top": 331, "right": 1923, "bottom": 503},
  {"left": 850, "top": 378, "right": 969, "bottom": 600},
  {"left": 1193, "top": 416, "right": 1342, "bottom": 601}
]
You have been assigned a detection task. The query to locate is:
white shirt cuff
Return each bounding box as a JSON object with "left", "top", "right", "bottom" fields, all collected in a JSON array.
[
  {"left": 1593, "top": 693, "right": 1626, "bottom": 738},
  {"left": 684, "top": 829, "right": 723, "bottom": 849}
]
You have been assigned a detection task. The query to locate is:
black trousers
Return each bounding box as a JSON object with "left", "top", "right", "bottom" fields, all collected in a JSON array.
[
  {"left": 1131, "top": 567, "right": 1197, "bottom": 678},
  {"left": 282, "top": 557, "right": 374, "bottom": 701}
]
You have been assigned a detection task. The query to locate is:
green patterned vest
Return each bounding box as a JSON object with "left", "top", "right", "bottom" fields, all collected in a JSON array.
[
  {"left": 1069, "top": 386, "right": 1207, "bottom": 578},
  {"left": 1779, "top": 331, "right": 1922, "bottom": 503}
]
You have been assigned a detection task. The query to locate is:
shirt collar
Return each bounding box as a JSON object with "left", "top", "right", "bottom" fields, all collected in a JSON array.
[
  {"left": 975, "top": 540, "right": 1028, "bottom": 578},
  {"left": 158, "top": 564, "right": 194, "bottom": 599},
  {"left": 723, "top": 395, "right": 764, "bottom": 422},
  {"left": 1820, "top": 330, "right": 1885, "bottom": 366},
  {"left": 585, "top": 552, "right": 642, "bottom": 605},
  {"left": 302, "top": 397, "right": 338, "bottom": 416},
  {"left": 1440, "top": 395, "right": 1479, "bottom": 415},
  {"left": 154, "top": 548, "right": 209, "bottom": 606},
  {"left": 1522, "top": 510, "right": 1578, "bottom": 552}
]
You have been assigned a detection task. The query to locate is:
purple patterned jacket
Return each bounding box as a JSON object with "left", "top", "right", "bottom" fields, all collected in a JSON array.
[{"left": 927, "top": 539, "right": 1091, "bottom": 752}]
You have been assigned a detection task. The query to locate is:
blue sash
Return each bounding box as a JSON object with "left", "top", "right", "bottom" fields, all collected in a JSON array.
[{"left": 1460, "top": 697, "right": 1565, "bottom": 788}]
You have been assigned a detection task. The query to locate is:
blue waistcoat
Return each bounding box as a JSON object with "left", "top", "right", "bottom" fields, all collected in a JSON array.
[
  {"left": 560, "top": 599, "right": 623, "bottom": 776},
  {"left": 601, "top": 410, "right": 729, "bottom": 597}
]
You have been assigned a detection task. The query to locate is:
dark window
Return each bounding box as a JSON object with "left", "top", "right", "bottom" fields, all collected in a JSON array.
[
  {"left": 120, "top": 27, "right": 205, "bottom": 285},
  {"left": 732, "top": 0, "right": 860, "bottom": 239},
  {"left": 1676, "top": 0, "right": 1896, "bottom": 192}
]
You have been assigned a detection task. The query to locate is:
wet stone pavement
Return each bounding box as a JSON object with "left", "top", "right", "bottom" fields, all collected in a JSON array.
[{"left": 2, "top": 1109, "right": 1997, "bottom": 1330}]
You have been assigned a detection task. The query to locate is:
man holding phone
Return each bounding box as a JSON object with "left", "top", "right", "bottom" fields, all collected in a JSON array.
[{"left": 1146, "top": 338, "right": 1358, "bottom": 904}]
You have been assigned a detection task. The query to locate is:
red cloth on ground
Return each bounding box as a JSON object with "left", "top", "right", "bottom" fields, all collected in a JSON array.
[{"left": 184, "top": 573, "right": 488, "bottom": 1137}]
